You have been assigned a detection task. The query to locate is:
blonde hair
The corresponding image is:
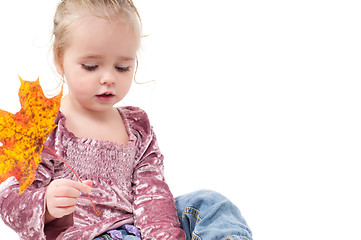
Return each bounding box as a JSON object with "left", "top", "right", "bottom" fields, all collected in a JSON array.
[{"left": 53, "top": 0, "right": 142, "bottom": 70}]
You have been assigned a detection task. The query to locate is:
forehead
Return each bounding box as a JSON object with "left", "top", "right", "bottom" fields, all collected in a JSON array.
[{"left": 65, "top": 15, "right": 139, "bottom": 57}]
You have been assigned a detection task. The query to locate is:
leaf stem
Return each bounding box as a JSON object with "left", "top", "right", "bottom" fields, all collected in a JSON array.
[{"left": 42, "top": 144, "right": 99, "bottom": 215}]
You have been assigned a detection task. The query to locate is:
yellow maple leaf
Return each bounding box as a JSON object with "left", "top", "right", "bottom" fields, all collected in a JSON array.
[{"left": 0, "top": 77, "right": 62, "bottom": 194}]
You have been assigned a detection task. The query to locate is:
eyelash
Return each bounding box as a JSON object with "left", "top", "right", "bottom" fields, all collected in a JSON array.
[
  {"left": 115, "top": 66, "right": 130, "bottom": 72},
  {"left": 81, "top": 64, "right": 130, "bottom": 72},
  {"left": 82, "top": 64, "right": 98, "bottom": 72}
]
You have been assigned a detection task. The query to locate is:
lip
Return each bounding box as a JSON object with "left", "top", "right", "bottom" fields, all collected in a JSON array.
[{"left": 96, "top": 92, "right": 115, "bottom": 102}]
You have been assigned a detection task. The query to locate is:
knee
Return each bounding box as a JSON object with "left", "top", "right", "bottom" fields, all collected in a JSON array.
[
  {"left": 176, "top": 189, "right": 231, "bottom": 210},
  {"left": 190, "top": 189, "right": 229, "bottom": 204}
]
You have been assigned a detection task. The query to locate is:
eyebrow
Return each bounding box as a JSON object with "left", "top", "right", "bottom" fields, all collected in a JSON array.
[{"left": 80, "top": 55, "right": 135, "bottom": 61}]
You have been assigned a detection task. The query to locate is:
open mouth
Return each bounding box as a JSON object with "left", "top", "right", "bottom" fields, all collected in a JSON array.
[
  {"left": 96, "top": 92, "right": 114, "bottom": 101},
  {"left": 97, "top": 93, "right": 113, "bottom": 97}
]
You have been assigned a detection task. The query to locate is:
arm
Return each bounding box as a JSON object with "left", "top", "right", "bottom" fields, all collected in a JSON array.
[
  {"left": 132, "top": 127, "right": 186, "bottom": 240},
  {"left": 0, "top": 148, "right": 54, "bottom": 240},
  {"left": 0, "top": 131, "right": 86, "bottom": 240}
]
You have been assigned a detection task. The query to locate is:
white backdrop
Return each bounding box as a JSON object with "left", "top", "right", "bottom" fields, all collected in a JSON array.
[{"left": 1, "top": 1, "right": 361, "bottom": 239}]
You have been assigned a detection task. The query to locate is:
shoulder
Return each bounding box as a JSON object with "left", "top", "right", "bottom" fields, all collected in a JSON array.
[
  {"left": 119, "top": 106, "right": 148, "bottom": 120},
  {"left": 117, "top": 106, "right": 152, "bottom": 137}
]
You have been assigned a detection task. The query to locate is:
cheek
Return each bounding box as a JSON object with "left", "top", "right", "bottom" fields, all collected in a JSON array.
[
  {"left": 116, "top": 76, "right": 133, "bottom": 98},
  {"left": 65, "top": 74, "right": 94, "bottom": 96},
  {"left": 122, "top": 75, "right": 133, "bottom": 90}
]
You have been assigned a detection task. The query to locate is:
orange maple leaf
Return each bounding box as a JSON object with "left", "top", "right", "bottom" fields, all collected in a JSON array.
[{"left": 0, "top": 77, "right": 62, "bottom": 194}]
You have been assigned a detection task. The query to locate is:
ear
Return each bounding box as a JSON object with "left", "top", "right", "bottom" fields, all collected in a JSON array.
[{"left": 53, "top": 43, "right": 64, "bottom": 76}]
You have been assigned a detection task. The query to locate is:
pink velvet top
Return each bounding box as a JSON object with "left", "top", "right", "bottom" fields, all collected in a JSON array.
[{"left": 0, "top": 106, "right": 186, "bottom": 240}]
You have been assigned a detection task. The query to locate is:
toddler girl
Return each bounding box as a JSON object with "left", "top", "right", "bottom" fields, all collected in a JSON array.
[{"left": 0, "top": 0, "right": 252, "bottom": 239}]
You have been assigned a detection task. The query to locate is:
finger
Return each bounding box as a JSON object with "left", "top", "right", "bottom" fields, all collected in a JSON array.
[
  {"left": 53, "top": 186, "right": 81, "bottom": 198},
  {"left": 82, "top": 180, "right": 92, "bottom": 188},
  {"left": 55, "top": 179, "right": 92, "bottom": 194},
  {"left": 53, "top": 206, "right": 76, "bottom": 218},
  {"left": 53, "top": 197, "right": 78, "bottom": 208},
  {"left": 73, "top": 181, "right": 92, "bottom": 194}
]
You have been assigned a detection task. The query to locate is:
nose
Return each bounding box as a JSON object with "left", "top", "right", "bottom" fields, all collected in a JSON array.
[{"left": 100, "top": 70, "right": 115, "bottom": 85}]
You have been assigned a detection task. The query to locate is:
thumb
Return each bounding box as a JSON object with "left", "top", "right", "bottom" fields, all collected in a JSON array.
[
  {"left": 75, "top": 180, "right": 92, "bottom": 194},
  {"left": 82, "top": 180, "right": 93, "bottom": 188}
]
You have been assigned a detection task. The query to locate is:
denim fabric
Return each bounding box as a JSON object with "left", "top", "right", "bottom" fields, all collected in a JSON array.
[
  {"left": 94, "top": 190, "right": 252, "bottom": 240},
  {"left": 175, "top": 190, "right": 253, "bottom": 240}
]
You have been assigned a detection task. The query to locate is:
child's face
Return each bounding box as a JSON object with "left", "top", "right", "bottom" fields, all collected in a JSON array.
[{"left": 58, "top": 16, "right": 138, "bottom": 113}]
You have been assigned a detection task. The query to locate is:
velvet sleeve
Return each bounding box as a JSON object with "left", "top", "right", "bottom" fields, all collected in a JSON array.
[
  {"left": 0, "top": 146, "right": 54, "bottom": 240},
  {"left": 131, "top": 112, "right": 186, "bottom": 239},
  {"left": 0, "top": 131, "right": 72, "bottom": 240}
]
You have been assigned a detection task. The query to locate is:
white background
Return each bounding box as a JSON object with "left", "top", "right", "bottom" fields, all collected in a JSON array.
[{"left": 1, "top": 1, "right": 361, "bottom": 239}]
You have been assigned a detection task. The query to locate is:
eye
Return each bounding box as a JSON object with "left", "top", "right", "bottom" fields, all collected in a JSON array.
[
  {"left": 115, "top": 66, "right": 130, "bottom": 72},
  {"left": 81, "top": 64, "right": 98, "bottom": 72}
]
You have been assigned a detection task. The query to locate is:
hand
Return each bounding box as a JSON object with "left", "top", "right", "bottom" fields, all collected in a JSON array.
[{"left": 45, "top": 179, "right": 92, "bottom": 223}]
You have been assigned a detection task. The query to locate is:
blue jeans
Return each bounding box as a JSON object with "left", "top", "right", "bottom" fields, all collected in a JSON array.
[
  {"left": 95, "top": 190, "right": 252, "bottom": 240},
  {"left": 176, "top": 190, "right": 252, "bottom": 240}
]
